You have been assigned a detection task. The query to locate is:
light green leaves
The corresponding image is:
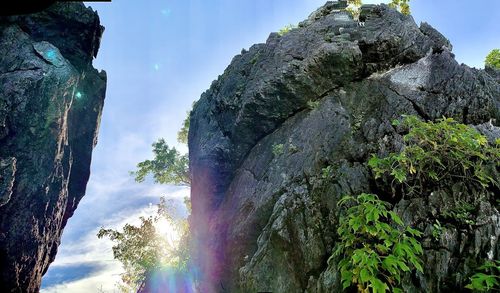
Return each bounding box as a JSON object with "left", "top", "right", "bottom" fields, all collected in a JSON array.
[
  {"left": 388, "top": 0, "right": 411, "bottom": 15},
  {"left": 278, "top": 24, "right": 297, "bottom": 36},
  {"left": 97, "top": 197, "right": 191, "bottom": 291},
  {"left": 272, "top": 143, "right": 285, "bottom": 156},
  {"left": 347, "top": 0, "right": 412, "bottom": 16},
  {"left": 177, "top": 111, "right": 190, "bottom": 144},
  {"left": 131, "top": 139, "right": 190, "bottom": 185},
  {"left": 335, "top": 194, "right": 423, "bottom": 292},
  {"left": 485, "top": 49, "right": 500, "bottom": 70},
  {"left": 466, "top": 260, "right": 500, "bottom": 291},
  {"left": 369, "top": 116, "right": 499, "bottom": 197}
]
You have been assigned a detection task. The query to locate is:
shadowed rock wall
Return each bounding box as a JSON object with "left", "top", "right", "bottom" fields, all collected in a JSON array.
[{"left": 0, "top": 3, "right": 106, "bottom": 292}]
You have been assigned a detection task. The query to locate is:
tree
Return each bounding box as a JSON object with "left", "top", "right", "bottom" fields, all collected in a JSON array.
[
  {"left": 99, "top": 111, "right": 193, "bottom": 292},
  {"left": 485, "top": 49, "right": 500, "bottom": 70},
  {"left": 131, "top": 138, "right": 190, "bottom": 185},
  {"left": 177, "top": 112, "right": 190, "bottom": 145},
  {"left": 97, "top": 198, "right": 190, "bottom": 292}
]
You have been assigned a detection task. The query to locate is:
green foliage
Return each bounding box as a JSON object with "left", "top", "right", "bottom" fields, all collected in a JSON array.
[
  {"left": 131, "top": 139, "right": 190, "bottom": 185},
  {"left": 307, "top": 100, "right": 320, "bottom": 110},
  {"left": 347, "top": 0, "right": 412, "bottom": 16},
  {"left": 278, "top": 24, "right": 297, "bottom": 36},
  {"left": 289, "top": 143, "right": 300, "bottom": 154},
  {"left": 431, "top": 220, "right": 443, "bottom": 241},
  {"left": 388, "top": 0, "right": 411, "bottom": 15},
  {"left": 442, "top": 200, "right": 476, "bottom": 225},
  {"left": 177, "top": 112, "right": 190, "bottom": 144},
  {"left": 369, "top": 116, "right": 500, "bottom": 196},
  {"left": 485, "top": 49, "right": 500, "bottom": 70},
  {"left": 322, "top": 165, "right": 335, "bottom": 179},
  {"left": 97, "top": 197, "right": 190, "bottom": 291},
  {"left": 334, "top": 193, "right": 423, "bottom": 293},
  {"left": 466, "top": 260, "right": 500, "bottom": 291},
  {"left": 272, "top": 143, "right": 284, "bottom": 156}
]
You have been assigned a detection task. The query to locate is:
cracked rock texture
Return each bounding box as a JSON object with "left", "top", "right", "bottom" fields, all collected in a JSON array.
[
  {"left": 189, "top": 2, "right": 499, "bottom": 292},
  {"left": 0, "top": 3, "right": 106, "bottom": 292}
]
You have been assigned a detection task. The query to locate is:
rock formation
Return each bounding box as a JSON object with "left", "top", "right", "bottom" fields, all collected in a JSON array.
[
  {"left": 189, "top": 2, "right": 499, "bottom": 292},
  {"left": 0, "top": 3, "right": 105, "bottom": 292}
]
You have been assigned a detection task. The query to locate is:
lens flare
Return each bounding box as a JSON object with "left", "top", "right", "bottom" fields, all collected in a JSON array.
[{"left": 155, "top": 218, "right": 180, "bottom": 247}]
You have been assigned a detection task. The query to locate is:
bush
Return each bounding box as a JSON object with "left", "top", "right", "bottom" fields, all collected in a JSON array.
[
  {"left": 369, "top": 116, "right": 499, "bottom": 196},
  {"left": 485, "top": 49, "right": 500, "bottom": 70},
  {"left": 347, "top": 0, "right": 412, "bottom": 16},
  {"left": 278, "top": 24, "right": 297, "bottom": 36},
  {"left": 466, "top": 260, "right": 500, "bottom": 291},
  {"left": 333, "top": 193, "right": 423, "bottom": 293}
]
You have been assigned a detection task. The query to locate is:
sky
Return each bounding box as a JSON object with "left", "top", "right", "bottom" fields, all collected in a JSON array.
[{"left": 40, "top": 0, "right": 500, "bottom": 292}]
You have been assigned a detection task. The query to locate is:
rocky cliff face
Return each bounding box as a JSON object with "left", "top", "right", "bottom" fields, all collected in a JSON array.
[
  {"left": 0, "top": 3, "right": 105, "bottom": 292},
  {"left": 189, "top": 2, "right": 499, "bottom": 292}
]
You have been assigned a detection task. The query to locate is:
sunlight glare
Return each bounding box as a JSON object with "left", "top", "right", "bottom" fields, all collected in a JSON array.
[{"left": 155, "top": 218, "right": 180, "bottom": 247}]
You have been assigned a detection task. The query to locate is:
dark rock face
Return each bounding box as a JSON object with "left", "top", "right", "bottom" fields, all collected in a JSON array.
[
  {"left": 0, "top": 3, "right": 105, "bottom": 292},
  {"left": 189, "top": 3, "right": 499, "bottom": 292}
]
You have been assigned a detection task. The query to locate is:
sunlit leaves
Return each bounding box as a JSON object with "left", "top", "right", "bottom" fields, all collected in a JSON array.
[
  {"left": 485, "top": 49, "right": 500, "bottom": 70},
  {"left": 97, "top": 198, "right": 191, "bottom": 291},
  {"left": 369, "top": 116, "right": 500, "bottom": 196},
  {"left": 347, "top": 0, "right": 412, "bottom": 16},
  {"left": 388, "top": 0, "right": 411, "bottom": 15},
  {"left": 278, "top": 24, "right": 297, "bottom": 36},
  {"left": 131, "top": 139, "right": 190, "bottom": 185},
  {"left": 177, "top": 112, "right": 190, "bottom": 144},
  {"left": 334, "top": 194, "right": 423, "bottom": 292}
]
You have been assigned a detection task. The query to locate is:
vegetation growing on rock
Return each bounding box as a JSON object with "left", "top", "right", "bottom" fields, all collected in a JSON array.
[
  {"left": 369, "top": 116, "right": 499, "bottom": 197},
  {"left": 486, "top": 49, "right": 500, "bottom": 70},
  {"left": 348, "top": 0, "right": 412, "bottom": 16},
  {"left": 466, "top": 260, "right": 500, "bottom": 291},
  {"left": 278, "top": 24, "right": 297, "bottom": 36},
  {"left": 334, "top": 193, "right": 423, "bottom": 293},
  {"left": 331, "top": 116, "right": 499, "bottom": 292}
]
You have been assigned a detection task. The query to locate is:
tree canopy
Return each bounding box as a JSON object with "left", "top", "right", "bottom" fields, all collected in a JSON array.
[{"left": 131, "top": 138, "right": 190, "bottom": 185}]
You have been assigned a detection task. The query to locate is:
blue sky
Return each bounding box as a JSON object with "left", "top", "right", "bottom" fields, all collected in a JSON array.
[{"left": 41, "top": 0, "right": 500, "bottom": 292}]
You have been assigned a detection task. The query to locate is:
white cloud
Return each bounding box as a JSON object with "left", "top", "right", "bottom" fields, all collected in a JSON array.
[{"left": 41, "top": 264, "right": 123, "bottom": 293}]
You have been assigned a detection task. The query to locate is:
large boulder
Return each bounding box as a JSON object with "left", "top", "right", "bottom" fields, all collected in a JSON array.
[
  {"left": 189, "top": 2, "right": 499, "bottom": 292},
  {"left": 0, "top": 3, "right": 106, "bottom": 292}
]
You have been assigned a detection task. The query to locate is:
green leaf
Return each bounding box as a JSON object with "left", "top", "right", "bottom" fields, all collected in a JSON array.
[
  {"left": 370, "top": 277, "right": 389, "bottom": 293},
  {"left": 360, "top": 268, "right": 371, "bottom": 283},
  {"left": 389, "top": 211, "right": 404, "bottom": 226}
]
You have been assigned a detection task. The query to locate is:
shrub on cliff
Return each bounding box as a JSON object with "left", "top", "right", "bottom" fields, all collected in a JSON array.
[
  {"left": 466, "top": 260, "right": 500, "bottom": 291},
  {"left": 486, "top": 49, "right": 500, "bottom": 70},
  {"left": 334, "top": 193, "right": 423, "bottom": 293},
  {"left": 348, "top": 0, "right": 412, "bottom": 15},
  {"left": 369, "top": 115, "right": 499, "bottom": 197},
  {"left": 333, "top": 116, "right": 499, "bottom": 292}
]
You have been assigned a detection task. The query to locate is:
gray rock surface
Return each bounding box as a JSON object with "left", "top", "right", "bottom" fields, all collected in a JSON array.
[
  {"left": 189, "top": 2, "right": 500, "bottom": 292},
  {"left": 0, "top": 3, "right": 106, "bottom": 292}
]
